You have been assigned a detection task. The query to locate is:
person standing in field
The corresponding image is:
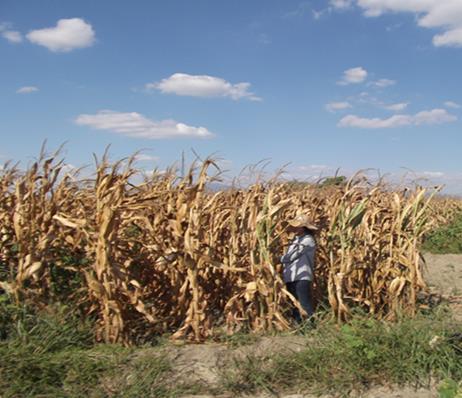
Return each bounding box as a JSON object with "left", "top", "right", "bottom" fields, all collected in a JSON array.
[{"left": 280, "top": 214, "right": 318, "bottom": 323}]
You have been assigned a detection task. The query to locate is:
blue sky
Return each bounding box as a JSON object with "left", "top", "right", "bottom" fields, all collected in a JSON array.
[{"left": 1, "top": 0, "right": 461, "bottom": 193}]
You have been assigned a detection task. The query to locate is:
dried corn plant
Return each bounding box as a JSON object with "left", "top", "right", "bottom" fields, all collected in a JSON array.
[
  {"left": 1, "top": 147, "right": 460, "bottom": 343},
  {"left": 1, "top": 145, "right": 77, "bottom": 302},
  {"left": 428, "top": 195, "right": 462, "bottom": 225}
]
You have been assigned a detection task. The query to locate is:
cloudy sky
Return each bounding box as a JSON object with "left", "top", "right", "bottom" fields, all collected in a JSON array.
[{"left": 1, "top": 0, "right": 462, "bottom": 193}]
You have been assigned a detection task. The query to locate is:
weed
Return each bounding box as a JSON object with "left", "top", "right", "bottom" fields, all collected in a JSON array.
[
  {"left": 438, "top": 378, "right": 462, "bottom": 398},
  {"left": 423, "top": 212, "right": 462, "bottom": 254},
  {"left": 217, "top": 329, "right": 261, "bottom": 348},
  {"left": 0, "top": 301, "right": 203, "bottom": 397},
  {"left": 221, "top": 312, "right": 462, "bottom": 396}
]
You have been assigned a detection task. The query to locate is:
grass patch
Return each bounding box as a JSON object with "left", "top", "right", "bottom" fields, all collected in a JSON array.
[
  {"left": 0, "top": 298, "right": 198, "bottom": 398},
  {"left": 438, "top": 378, "right": 462, "bottom": 398},
  {"left": 0, "top": 342, "right": 128, "bottom": 397},
  {"left": 221, "top": 309, "right": 462, "bottom": 396},
  {"left": 423, "top": 212, "right": 462, "bottom": 254},
  {"left": 2, "top": 295, "right": 461, "bottom": 397},
  {"left": 0, "top": 299, "right": 123, "bottom": 397},
  {"left": 216, "top": 329, "right": 261, "bottom": 348}
]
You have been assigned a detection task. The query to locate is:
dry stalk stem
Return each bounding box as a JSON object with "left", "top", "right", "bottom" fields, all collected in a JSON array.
[{"left": 1, "top": 149, "right": 460, "bottom": 343}]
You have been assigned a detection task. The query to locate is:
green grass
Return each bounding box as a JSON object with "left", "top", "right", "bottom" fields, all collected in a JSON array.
[
  {"left": 1, "top": 295, "right": 461, "bottom": 397},
  {"left": 221, "top": 308, "right": 462, "bottom": 397},
  {"left": 0, "top": 297, "right": 200, "bottom": 398},
  {"left": 216, "top": 329, "right": 261, "bottom": 348},
  {"left": 438, "top": 378, "right": 462, "bottom": 398},
  {"left": 0, "top": 299, "right": 118, "bottom": 397},
  {"left": 423, "top": 212, "right": 462, "bottom": 254}
]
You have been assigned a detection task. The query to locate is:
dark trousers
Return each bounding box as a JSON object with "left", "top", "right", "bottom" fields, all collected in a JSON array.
[{"left": 286, "top": 280, "right": 314, "bottom": 322}]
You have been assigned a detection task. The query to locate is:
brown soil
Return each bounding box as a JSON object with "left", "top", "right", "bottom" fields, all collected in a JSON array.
[
  {"left": 423, "top": 253, "right": 462, "bottom": 321},
  {"left": 184, "top": 389, "right": 438, "bottom": 398},
  {"left": 180, "top": 389, "right": 437, "bottom": 398},
  {"left": 162, "top": 334, "right": 309, "bottom": 388},
  {"left": 423, "top": 254, "right": 462, "bottom": 296},
  {"left": 173, "top": 254, "right": 462, "bottom": 398}
]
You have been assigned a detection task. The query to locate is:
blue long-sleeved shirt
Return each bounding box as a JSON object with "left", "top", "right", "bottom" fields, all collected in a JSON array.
[{"left": 280, "top": 233, "right": 316, "bottom": 282}]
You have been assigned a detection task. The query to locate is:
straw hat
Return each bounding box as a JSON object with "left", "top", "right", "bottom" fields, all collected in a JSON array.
[{"left": 287, "top": 214, "right": 318, "bottom": 231}]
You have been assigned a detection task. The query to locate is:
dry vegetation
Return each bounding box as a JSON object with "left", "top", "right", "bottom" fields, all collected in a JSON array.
[{"left": 1, "top": 146, "right": 461, "bottom": 344}]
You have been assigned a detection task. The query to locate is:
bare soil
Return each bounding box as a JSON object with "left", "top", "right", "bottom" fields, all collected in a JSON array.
[
  {"left": 173, "top": 254, "right": 462, "bottom": 398},
  {"left": 162, "top": 334, "right": 309, "bottom": 388},
  {"left": 423, "top": 254, "right": 462, "bottom": 296},
  {"left": 423, "top": 253, "right": 462, "bottom": 321}
]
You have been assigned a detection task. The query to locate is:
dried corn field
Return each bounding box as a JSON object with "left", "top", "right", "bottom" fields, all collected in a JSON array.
[
  {"left": 1, "top": 148, "right": 460, "bottom": 344},
  {"left": 428, "top": 195, "right": 462, "bottom": 225}
]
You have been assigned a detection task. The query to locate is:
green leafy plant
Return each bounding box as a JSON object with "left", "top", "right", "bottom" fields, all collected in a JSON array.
[
  {"left": 438, "top": 378, "right": 462, "bottom": 398},
  {"left": 423, "top": 212, "right": 462, "bottom": 253}
]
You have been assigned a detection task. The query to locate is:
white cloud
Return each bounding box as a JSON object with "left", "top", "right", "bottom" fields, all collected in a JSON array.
[
  {"left": 339, "top": 114, "right": 411, "bottom": 128},
  {"left": 134, "top": 154, "right": 160, "bottom": 162},
  {"left": 338, "top": 67, "right": 368, "bottom": 85},
  {"left": 311, "top": 0, "right": 353, "bottom": 20},
  {"left": 338, "top": 108, "right": 456, "bottom": 128},
  {"left": 420, "top": 171, "right": 445, "bottom": 178},
  {"left": 413, "top": 108, "right": 457, "bottom": 125},
  {"left": 433, "top": 27, "right": 462, "bottom": 47},
  {"left": 283, "top": 164, "right": 336, "bottom": 181},
  {"left": 61, "top": 163, "right": 77, "bottom": 175},
  {"left": 298, "top": 164, "right": 331, "bottom": 172},
  {"left": 16, "top": 86, "right": 39, "bottom": 94},
  {"left": 330, "top": 0, "right": 353, "bottom": 9},
  {"left": 326, "top": 101, "right": 352, "bottom": 112},
  {"left": 2, "top": 30, "right": 22, "bottom": 43},
  {"left": 141, "top": 169, "right": 167, "bottom": 178},
  {"left": 384, "top": 102, "right": 409, "bottom": 111},
  {"left": 26, "top": 18, "right": 95, "bottom": 52},
  {"left": 75, "top": 110, "right": 214, "bottom": 139},
  {"left": 444, "top": 101, "right": 461, "bottom": 109},
  {"left": 370, "top": 78, "right": 396, "bottom": 88},
  {"left": 0, "top": 22, "right": 22, "bottom": 43},
  {"left": 146, "top": 73, "right": 261, "bottom": 101},
  {"left": 357, "top": 0, "right": 462, "bottom": 48}
]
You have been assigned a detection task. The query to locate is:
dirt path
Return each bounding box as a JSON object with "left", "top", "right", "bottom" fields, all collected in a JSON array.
[
  {"left": 163, "top": 334, "right": 309, "bottom": 388},
  {"left": 175, "top": 254, "right": 462, "bottom": 398},
  {"left": 423, "top": 254, "right": 462, "bottom": 296},
  {"left": 180, "top": 388, "right": 437, "bottom": 398}
]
